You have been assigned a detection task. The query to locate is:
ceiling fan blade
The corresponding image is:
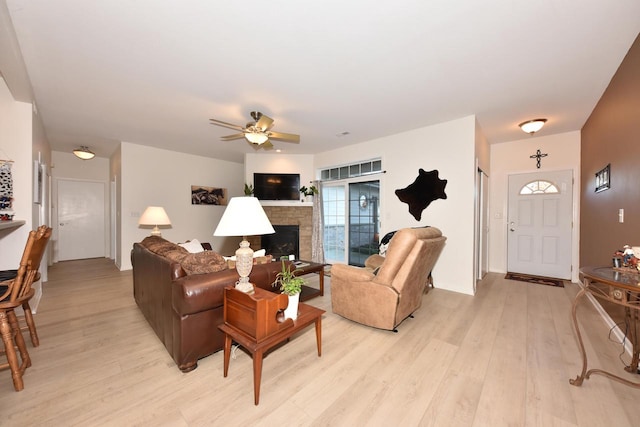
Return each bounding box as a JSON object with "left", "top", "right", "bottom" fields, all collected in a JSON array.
[
  {"left": 262, "top": 140, "right": 274, "bottom": 150},
  {"left": 220, "top": 133, "right": 246, "bottom": 141},
  {"left": 255, "top": 114, "right": 274, "bottom": 132},
  {"left": 268, "top": 131, "right": 300, "bottom": 143},
  {"left": 209, "top": 118, "right": 245, "bottom": 131}
]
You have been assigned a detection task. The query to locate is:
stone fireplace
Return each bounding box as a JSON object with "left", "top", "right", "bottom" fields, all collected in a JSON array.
[{"left": 248, "top": 204, "right": 312, "bottom": 260}]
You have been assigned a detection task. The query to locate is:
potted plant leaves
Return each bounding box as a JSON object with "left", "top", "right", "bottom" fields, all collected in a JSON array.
[
  {"left": 299, "top": 185, "right": 318, "bottom": 202},
  {"left": 272, "top": 259, "right": 305, "bottom": 320}
]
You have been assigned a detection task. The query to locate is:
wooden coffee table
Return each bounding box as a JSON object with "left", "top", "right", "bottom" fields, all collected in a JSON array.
[
  {"left": 291, "top": 260, "right": 327, "bottom": 301},
  {"left": 219, "top": 287, "right": 325, "bottom": 405}
]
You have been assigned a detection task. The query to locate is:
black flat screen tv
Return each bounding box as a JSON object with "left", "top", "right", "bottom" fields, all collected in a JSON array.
[{"left": 253, "top": 173, "right": 300, "bottom": 201}]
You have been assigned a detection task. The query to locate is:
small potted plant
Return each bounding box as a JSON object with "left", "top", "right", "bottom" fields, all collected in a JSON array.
[
  {"left": 273, "top": 259, "right": 305, "bottom": 320},
  {"left": 299, "top": 185, "right": 318, "bottom": 202},
  {"left": 244, "top": 183, "right": 254, "bottom": 196}
]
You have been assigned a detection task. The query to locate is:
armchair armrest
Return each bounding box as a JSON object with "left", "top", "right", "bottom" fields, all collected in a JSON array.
[
  {"left": 364, "top": 254, "right": 384, "bottom": 271},
  {"left": 330, "top": 263, "right": 376, "bottom": 281}
]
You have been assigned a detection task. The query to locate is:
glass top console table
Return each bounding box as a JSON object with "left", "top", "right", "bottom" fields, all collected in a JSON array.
[{"left": 571, "top": 266, "right": 640, "bottom": 388}]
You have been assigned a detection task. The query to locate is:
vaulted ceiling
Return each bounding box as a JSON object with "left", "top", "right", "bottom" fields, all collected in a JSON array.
[{"left": 4, "top": 1, "right": 640, "bottom": 163}]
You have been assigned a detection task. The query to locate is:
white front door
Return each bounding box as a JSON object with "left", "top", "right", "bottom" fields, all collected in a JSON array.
[
  {"left": 507, "top": 170, "right": 573, "bottom": 280},
  {"left": 58, "top": 179, "right": 106, "bottom": 261}
]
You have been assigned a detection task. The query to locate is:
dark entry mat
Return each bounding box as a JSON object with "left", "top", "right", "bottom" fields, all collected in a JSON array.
[{"left": 505, "top": 272, "right": 564, "bottom": 288}]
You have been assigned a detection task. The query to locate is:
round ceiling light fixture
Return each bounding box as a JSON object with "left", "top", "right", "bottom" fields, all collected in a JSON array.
[
  {"left": 518, "top": 118, "right": 547, "bottom": 135},
  {"left": 72, "top": 146, "right": 95, "bottom": 160}
]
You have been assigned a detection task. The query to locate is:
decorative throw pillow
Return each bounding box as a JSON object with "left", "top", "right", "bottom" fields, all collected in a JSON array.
[
  {"left": 178, "top": 239, "right": 204, "bottom": 254},
  {"left": 169, "top": 250, "right": 228, "bottom": 275},
  {"left": 378, "top": 231, "right": 397, "bottom": 256}
]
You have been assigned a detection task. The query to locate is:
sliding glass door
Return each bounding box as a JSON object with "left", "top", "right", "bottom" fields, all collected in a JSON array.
[{"left": 322, "top": 179, "right": 380, "bottom": 266}]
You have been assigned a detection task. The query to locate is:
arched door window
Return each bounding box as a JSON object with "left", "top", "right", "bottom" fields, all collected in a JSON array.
[{"left": 519, "top": 180, "right": 559, "bottom": 195}]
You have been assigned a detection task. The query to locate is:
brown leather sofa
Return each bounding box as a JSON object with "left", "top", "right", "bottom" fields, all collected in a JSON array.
[
  {"left": 131, "top": 236, "right": 284, "bottom": 372},
  {"left": 330, "top": 227, "right": 446, "bottom": 331}
]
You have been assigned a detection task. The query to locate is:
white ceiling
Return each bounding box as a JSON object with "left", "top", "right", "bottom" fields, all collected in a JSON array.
[{"left": 5, "top": 1, "right": 640, "bottom": 163}]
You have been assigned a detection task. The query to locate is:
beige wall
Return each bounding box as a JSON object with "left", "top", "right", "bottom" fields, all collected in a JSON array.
[
  {"left": 0, "top": 76, "right": 32, "bottom": 269},
  {"left": 314, "top": 115, "right": 478, "bottom": 294},
  {"left": 581, "top": 33, "right": 640, "bottom": 267},
  {"left": 489, "top": 131, "right": 581, "bottom": 282},
  {"left": 118, "top": 142, "right": 244, "bottom": 270},
  {"left": 50, "top": 151, "right": 111, "bottom": 262}
]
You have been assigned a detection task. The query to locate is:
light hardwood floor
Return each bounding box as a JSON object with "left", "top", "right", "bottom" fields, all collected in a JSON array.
[{"left": 2, "top": 258, "right": 640, "bottom": 426}]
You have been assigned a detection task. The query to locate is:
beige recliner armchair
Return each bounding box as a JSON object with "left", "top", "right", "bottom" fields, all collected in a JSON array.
[{"left": 330, "top": 227, "right": 446, "bottom": 331}]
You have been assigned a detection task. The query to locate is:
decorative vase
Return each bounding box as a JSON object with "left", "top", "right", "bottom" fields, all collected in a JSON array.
[
  {"left": 283, "top": 292, "right": 300, "bottom": 320},
  {"left": 305, "top": 195, "right": 312, "bottom": 203}
]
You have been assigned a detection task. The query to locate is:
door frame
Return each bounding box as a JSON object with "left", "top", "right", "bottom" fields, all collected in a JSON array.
[
  {"left": 53, "top": 177, "right": 108, "bottom": 262},
  {"left": 321, "top": 176, "right": 382, "bottom": 266}
]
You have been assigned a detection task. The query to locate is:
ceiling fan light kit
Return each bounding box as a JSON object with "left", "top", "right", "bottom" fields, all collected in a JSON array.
[
  {"left": 519, "top": 118, "right": 547, "bottom": 135},
  {"left": 210, "top": 111, "right": 300, "bottom": 150},
  {"left": 245, "top": 132, "right": 269, "bottom": 145}
]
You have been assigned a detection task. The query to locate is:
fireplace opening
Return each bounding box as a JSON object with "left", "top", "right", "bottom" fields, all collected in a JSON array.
[{"left": 262, "top": 225, "right": 299, "bottom": 260}]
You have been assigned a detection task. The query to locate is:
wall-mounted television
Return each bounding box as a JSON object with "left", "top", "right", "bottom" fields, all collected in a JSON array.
[{"left": 253, "top": 173, "right": 300, "bottom": 201}]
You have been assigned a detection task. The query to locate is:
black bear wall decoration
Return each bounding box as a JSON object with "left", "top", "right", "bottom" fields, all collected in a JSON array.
[{"left": 395, "top": 168, "right": 447, "bottom": 221}]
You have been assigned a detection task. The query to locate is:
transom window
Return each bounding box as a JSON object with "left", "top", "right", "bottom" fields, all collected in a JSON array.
[
  {"left": 320, "top": 159, "right": 382, "bottom": 181},
  {"left": 519, "top": 180, "right": 559, "bottom": 195}
]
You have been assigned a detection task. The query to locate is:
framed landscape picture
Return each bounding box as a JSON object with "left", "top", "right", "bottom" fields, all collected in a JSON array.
[{"left": 191, "top": 185, "right": 228, "bottom": 205}]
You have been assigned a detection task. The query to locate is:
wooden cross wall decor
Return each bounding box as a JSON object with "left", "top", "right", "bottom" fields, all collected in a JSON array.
[{"left": 529, "top": 149, "right": 548, "bottom": 169}]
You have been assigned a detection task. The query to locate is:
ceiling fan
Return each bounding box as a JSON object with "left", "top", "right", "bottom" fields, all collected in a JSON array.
[{"left": 209, "top": 111, "right": 300, "bottom": 150}]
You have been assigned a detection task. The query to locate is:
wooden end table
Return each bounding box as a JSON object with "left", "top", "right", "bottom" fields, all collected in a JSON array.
[{"left": 219, "top": 287, "right": 325, "bottom": 405}]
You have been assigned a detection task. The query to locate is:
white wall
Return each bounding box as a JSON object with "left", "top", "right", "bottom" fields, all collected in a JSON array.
[
  {"left": 0, "top": 76, "right": 32, "bottom": 269},
  {"left": 50, "top": 151, "right": 111, "bottom": 262},
  {"left": 489, "top": 131, "right": 581, "bottom": 282},
  {"left": 119, "top": 142, "right": 244, "bottom": 270},
  {"left": 315, "top": 116, "right": 478, "bottom": 295}
]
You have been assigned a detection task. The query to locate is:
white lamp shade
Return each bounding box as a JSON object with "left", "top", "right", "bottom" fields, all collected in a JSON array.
[
  {"left": 213, "top": 197, "right": 275, "bottom": 237},
  {"left": 139, "top": 206, "right": 171, "bottom": 226}
]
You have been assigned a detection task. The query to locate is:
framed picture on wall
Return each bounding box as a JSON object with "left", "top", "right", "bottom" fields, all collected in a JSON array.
[
  {"left": 595, "top": 163, "right": 610, "bottom": 193},
  {"left": 191, "top": 185, "right": 228, "bottom": 205}
]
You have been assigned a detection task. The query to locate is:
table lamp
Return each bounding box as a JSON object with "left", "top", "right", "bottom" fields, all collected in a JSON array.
[
  {"left": 139, "top": 206, "right": 171, "bottom": 236},
  {"left": 214, "top": 197, "right": 275, "bottom": 293}
]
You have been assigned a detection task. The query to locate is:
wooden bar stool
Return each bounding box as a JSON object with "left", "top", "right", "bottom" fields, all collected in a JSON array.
[{"left": 0, "top": 226, "right": 52, "bottom": 391}]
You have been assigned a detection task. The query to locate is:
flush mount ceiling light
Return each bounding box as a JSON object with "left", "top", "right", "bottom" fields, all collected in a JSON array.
[
  {"left": 72, "top": 146, "right": 95, "bottom": 160},
  {"left": 244, "top": 131, "right": 269, "bottom": 145},
  {"left": 519, "top": 119, "right": 547, "bottom": 135}
]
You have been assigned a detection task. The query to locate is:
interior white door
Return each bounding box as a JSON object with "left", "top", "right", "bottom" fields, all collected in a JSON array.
[
  {"left": 58, "top": 180, "right": 106, "bottom": 261},
  {"left": 507, "top": 170, "right": 572, "bottom": 279}
]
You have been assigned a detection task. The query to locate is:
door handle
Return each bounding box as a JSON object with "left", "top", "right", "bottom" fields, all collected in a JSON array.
[{"left": 509, "top": 221, "right": 515, "bottom": 232}]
